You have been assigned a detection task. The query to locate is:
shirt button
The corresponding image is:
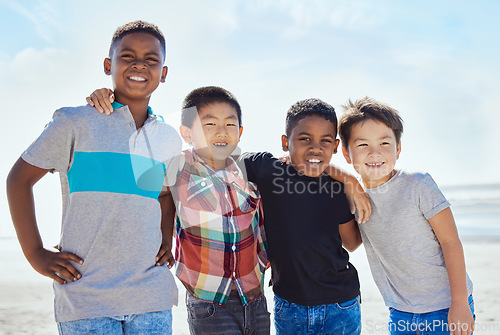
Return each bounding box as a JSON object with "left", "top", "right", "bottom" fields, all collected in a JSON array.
[
  {"left": 130, "top": 122, "right": 135, "bottom": 127},
  {"left": 233, "top": 272, "right": 236, "bottom": 277},
  {"left": 231, "top": 245, "right": 236, "bottom": 251},
  {"left": 200, "top": 181, "right": 206, "bottom": 187}
]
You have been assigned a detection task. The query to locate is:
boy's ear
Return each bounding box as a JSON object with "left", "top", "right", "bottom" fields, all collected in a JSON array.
[
  {"left": 396, "top": 141, "right": 402, "bottom": 159},
  {"left": 238, "top": 126, "right": 243, "bottom": 138},
  {"left": 160, "top": 66, "right": 168, "bottom": 83},
  {"left": 281, "top": 135, "right": 289, "bottom": 152},
  {"left": 104, "top": 58, "right": 112, "bottom": 76},
  {"left": 179, "top": 125, "right": 192, "bottom": 144},
  {"left": 333, "top": 139, "right": 340, "bottom": 154},
  {"left": 342, "top": 146, "right": 352, "bottom": 164}
]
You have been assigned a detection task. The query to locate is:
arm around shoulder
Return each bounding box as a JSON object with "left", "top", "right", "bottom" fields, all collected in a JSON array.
[{"left": 324, "top": 165, "right": 371, "bottom": 223}]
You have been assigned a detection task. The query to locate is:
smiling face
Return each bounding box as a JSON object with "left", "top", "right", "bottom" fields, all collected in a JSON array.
[
  {"left": 104, "top": 32, "right": 167, "bottom": 105},
  {"left": 180, "top": 102, "right": 242, "bottom": 170},
  {"left": 282, "top": 115, "right": 339, "bottom": 177},
  {"left": 343, "top": 119, "right": 401, "bottom": 188}
]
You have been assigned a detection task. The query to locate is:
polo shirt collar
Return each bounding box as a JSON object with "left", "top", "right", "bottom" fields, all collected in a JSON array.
[{"left": 111, "top": 101, "right": 164, "bottom": 123}]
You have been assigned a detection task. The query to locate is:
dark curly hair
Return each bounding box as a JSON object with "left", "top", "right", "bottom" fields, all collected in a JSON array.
[
  {"left": 285, "top": 98, "right": 337, "bottom": 136},
  {"left": 109, "top": 20, "right": 166, "bottom": 60}
]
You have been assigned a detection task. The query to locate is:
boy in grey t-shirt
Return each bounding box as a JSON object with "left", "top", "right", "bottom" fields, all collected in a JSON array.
[
  {"left": 334, "top": 97, "right": 474, "bottom": 335},
  {"left": 6, "top": 21, "right": 181, "bottom": 333}
]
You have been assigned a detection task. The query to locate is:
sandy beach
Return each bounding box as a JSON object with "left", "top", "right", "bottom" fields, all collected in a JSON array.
[{"left": 1, "top": 238, "right": 498, "bottom": 335}]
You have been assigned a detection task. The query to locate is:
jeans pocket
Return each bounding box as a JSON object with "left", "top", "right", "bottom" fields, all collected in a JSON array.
[
  {"left": 187, "top": 298, "right": 218, "bottom": 320},
  {"left": 338, "top": 296, "right": 359, "bottom": 309},
  {"left": 273, "top": 295, "right": 289, "bottom": 317}
]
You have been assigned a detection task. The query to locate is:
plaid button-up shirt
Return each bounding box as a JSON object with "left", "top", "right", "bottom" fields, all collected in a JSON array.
[{"left": 172, "top": 149, "right": 268, "bottom": 305}]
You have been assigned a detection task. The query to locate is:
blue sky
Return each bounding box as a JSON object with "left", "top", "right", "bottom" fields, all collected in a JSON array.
[{"left": 1, "top": 0, "right": 499, "bottom": 238}]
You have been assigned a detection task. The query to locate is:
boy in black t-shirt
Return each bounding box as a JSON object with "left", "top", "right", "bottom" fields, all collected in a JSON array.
[{"left": 241, "top": 98, "right": 363, "bottom": 335}]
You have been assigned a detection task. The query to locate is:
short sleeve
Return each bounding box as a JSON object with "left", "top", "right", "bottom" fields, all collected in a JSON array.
[
  {"left": 21, "top": 109, "right": 74, "bottom": 173},
  {"left": 163, "top": 131, "right": 183, "bottom": 187},
  {"left": 239, "top": 151, "right": 274, "bottom": 184},
  {"left": 417, "top": 173, "right": 451, "bottom": 220}
]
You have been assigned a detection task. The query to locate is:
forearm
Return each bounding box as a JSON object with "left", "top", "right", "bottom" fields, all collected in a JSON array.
[
  {"left": 325, "top": 165, "right": 371, "bottom": 223},
  {"left": 441, "top": 239, "right": 469, "bottom": 303},
  {"left": 159, "top": 191, "right": 176, "bottom": 247},
  {"left": 6, "top": 163, "right": 44, "bottom": 260},
  {"left": 325, "top": 165, "right": 358, "bottom": 187}
]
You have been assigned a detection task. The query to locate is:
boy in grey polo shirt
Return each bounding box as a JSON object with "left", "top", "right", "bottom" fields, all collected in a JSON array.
[
  {"left": 335, "top": 97, "right": 474, "bottom": 335},
  {"left": 6, "top": 21, "right": 181, "bottom": 334}
]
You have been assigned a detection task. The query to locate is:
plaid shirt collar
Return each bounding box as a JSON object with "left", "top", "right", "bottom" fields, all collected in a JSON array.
[{"left": 185, "top": 149, "right": 248, "bottom": 190}]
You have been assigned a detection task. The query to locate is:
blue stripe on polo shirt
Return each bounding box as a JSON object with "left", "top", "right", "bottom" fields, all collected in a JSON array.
[{"left": 67, "top": 151, "right": 166, "bottom": 199}]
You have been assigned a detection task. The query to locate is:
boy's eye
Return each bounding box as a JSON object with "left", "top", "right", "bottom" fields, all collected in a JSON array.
[
  {"left": 381, "top": 142, "right": 391, "bottom": 146},
  {"left": 204, "top": 123, "right": 216, "bottom": 126},
  {"left": 146, "top": 57, "right": 159, "bottom": 63},
  {"left": 357, "top": 143, "right": 368, "bottom": 147},
  {"left": 226, "top": 123, "right": 236, "bottom": 127},
  {"left": 121, "top": 54, "right": 133, "bottom": 59},
  {"left": 299, "top": 137, "right": 310, "bottom": 141},
  {"left": 322, "top": 139, "right": 333, "bottom": 143}
]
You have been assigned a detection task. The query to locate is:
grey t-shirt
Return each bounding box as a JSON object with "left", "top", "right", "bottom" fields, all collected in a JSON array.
[
  {"left": 359, "top": 170, "right": 473, "bottom": 313},
  {"left": 22, "top": 104, "right": 181, "bottom": 322}
]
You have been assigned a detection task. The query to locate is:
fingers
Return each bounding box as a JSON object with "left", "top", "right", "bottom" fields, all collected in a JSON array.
[
  {"left": 166, "top": 255, "right": 175, "bottom": 269},
  {"left": 86, "top": 96, "right": 94, "bottom": 107},
  {"left": 89, "top": 89, "right": 114, "bottom": 115},
  {"left": 156, "top": 249, "right": 175, "bottom": 268},
  {"left": 61, "top": 251, "right": 84, "bottom": 265},
  {"left": 355, "top": 198, "right": 372, "bottom": 223},
  {"left": 51, "top": 252, "right": 83, "bottom": 283}
]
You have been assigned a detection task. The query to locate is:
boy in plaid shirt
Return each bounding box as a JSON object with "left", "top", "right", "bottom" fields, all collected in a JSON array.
[{"left": 172, "top": 86, "right": 270, "bottom": 334}]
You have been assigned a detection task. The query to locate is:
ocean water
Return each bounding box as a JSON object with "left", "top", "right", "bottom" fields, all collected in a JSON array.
[
  {"left": 2, "top": 183, "right": 499, "bottom": 242},
  {"left": 442, "top": 184, "right": 500, "bottom": 241}
]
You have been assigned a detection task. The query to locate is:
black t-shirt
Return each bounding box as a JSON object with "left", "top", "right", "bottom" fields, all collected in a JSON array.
[{"left": 240, "top": 152, "right": 360, "bottom": 306}]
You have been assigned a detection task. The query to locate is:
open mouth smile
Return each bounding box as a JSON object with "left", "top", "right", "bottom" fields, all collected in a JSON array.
[
  {"left": 128, "top": 75, "right": 147, "bottom": 82},
  {"left": 366, "top": 162, "right": 384, "bottom": 167}
]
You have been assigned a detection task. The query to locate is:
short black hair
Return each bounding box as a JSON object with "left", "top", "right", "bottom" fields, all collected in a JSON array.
[
  {"left": 109, "top": 20, "right": 166, "bottom": 61},
  {"left": 181, "top": 86, "right": 242, "bottom": 128},
  {"left": 339, "top": 96, "right": 404, "bottom": 150},
  {"left": 285, "top": 98, "right": 337, "bottom": 136}
]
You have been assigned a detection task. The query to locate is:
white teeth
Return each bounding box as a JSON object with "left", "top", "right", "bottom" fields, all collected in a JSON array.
[
  {"left": 129, "top": 76, "right": 146, "bottom": 82},
  {"left": 367, "top": 162, "right": 383, "bottom": 167},
  {"left": 213, "top": 143, "right": 227, "bottom": 146},
  {"left": 308, "top": 159, "right": 321, "bottom": 163}
]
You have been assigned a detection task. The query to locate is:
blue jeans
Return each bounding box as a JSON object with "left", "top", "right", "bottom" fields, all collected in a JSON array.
[
  {"left": 186, "top": 290, "right": 271, "bottom": 334},
  {"left": 388, "top": 295, "right": 475, "bottom": 335},
  {"left": 273, "top": 295, "right": 361, "bottom": 335},
  {"left": 57, "top": 310, "right": 172, "bottom": 335}
]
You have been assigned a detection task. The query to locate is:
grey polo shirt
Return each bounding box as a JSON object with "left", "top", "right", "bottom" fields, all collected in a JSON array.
[{"left": 22, "top": 103, "right": 181, "bottom": 322}]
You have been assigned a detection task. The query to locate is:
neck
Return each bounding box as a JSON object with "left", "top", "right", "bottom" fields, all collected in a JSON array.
[
  {"left": 363, "top": 169, "right": 398, "bottom": 189},
  {"left": 209, "top": 159, "right": 228, "bottom": 171},
  {"left": 194, "top": 151, "right": 228, "bottom": 171},
  {"left": 114, "top": 93, "right": 150, "bottom": 129}
]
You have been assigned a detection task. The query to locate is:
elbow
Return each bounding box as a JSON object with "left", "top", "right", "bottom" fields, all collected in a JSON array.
[{"left": 344, "top": 238, "right": 362, "bottom": 253}]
